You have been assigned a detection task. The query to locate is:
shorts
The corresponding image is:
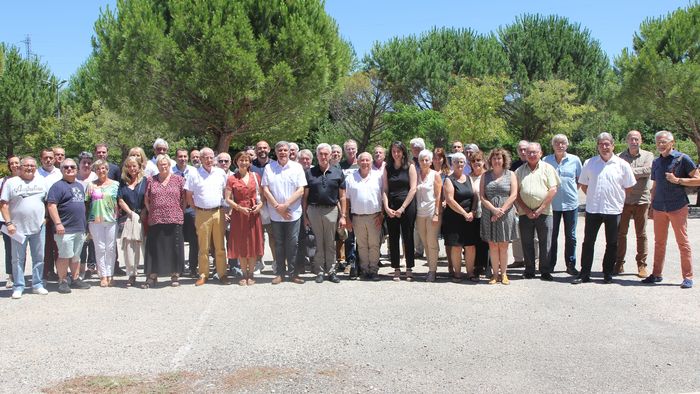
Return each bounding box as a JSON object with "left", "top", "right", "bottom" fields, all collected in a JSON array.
[{"left": 55, "top": 232, "right": 87, "bottom": 259}]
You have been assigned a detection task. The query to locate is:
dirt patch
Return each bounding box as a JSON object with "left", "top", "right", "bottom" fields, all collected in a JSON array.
[
  {"left": 222, "top": 366, "right": 299, "bottom": 391},
  {"left": 44, "top": 371, "right": 199, "bottom": 393}
]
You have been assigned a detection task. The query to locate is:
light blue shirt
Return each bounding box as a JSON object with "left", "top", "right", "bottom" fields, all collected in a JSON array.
[{"left": 543, "top": 153, "right": 582, "bottom": 211}]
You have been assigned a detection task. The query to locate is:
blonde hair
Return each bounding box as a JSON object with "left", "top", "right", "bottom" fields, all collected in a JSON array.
[{"left": 121, "top": 156, "right": 144, "bottom": 183}]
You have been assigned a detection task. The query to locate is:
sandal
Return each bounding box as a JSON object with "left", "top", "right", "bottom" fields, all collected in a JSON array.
[
  {"left": 238, "top": 279, "right": 247, "bottom": 286},
  {"left": 126, "top": 275, "right": 136, "bottom": 287},
  {"left": 392, "top": 270, "right": 401, "bottom": 282},
  {"left": 468, "top": 275, "right": 479, "bottom": 282},
  {"left": 100, "top": 277, "right": 108, "bottom": 287},
  {"left": 171, "top": 275, "right": 180, "bottom": 287},
  {"left": 452, "top": 275, "right": 463, "bottom": 283},
  {"left": 141, "top": 276, "right": 157, "bottom": 289},
  {"left": 405, "top": 270, "right": 414, "bottom": 282}
]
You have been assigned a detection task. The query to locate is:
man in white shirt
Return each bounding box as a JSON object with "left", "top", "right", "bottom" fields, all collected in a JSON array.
[
  {"left": 345, "top": 152, "right": 384, "bottom": 281},
  {"left": 1, "top": 157, "right": 48, "bottom": 298},
  {"left": 262, "top": 141, "right": 307, "bottom": 284},
  {"left": 185, "top": 147, "right": 229, "bottom": 286},
  {"left": 145, "top": 138, "right": 176, "bottom": 177},
  {"left": 574, "top": 132, "right": 636, "bottom": 285},
  {"left": 37, "top": 148, "right": 62, "bottom": 282}
]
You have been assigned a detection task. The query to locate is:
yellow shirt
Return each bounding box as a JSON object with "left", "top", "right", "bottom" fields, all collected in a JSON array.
[{"left": 515, "top": 161, "right": 560, "bottom": 216}]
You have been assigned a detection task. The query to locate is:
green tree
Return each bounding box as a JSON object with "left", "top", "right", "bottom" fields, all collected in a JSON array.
[
  {"left": 329, "top": 69, "right": 391, "bottom": 152},
  {"left": 0, "top": 43, "right": 55, "bottom": 158},
  {"left": 616, "top": 4, "right": 700, "bottom": 157},
  {"left": 383, "top": 104, "right": 447, "bottom": 147},
  {"left": 93, "top": 0, "right": 351, "bottom": 153},
  {"left": 444, "top": 75, "right": 510, "bottom": 145},
  {"left": 366, "top": 27, "right": 509, "bottom": 111}
]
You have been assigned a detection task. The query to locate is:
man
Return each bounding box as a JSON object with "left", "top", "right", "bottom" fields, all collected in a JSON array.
[
  {"left": 462, "top": 144, "right": 476, "bottom": 175},
  {"left": 615, "top": 130, "right": 654, "bottom": 277},
  {"left": 52, "top": 146, "right": 65, "bottom": 167},
  {"left": 303, "top": 143, "right": 346, "bottom": 284},
  {"left": 94, "top": 143, "right": 121, "bottom": 181},
  {"left": 543, "top": 134, "right": 582, "bottom": 276},
  {"left": 330, "top": 144, "right": 343, "bottom": 168},
  {"left": 251, "top": 140, "right": 271, "bottom": 176},
  {"left": 409, "top": 137, "right": 426, "bottom": 166},
  {"left": 172, "top": 148, "right": 198, "bottom": 277},
  {"left": 217, "top": 152, "right": 233, "bottom": 175},
  {"left": 37, "top": 148, "right": 63, "bottom": 281},
  {"left": 508, "top": 140, "right": 530, "bottom": 268},
  {"left": 251, "top": 140, "right": 274, "bottom": 271},
  {"left": 298, "top": 149, "right": 313, "bottom": 170},
  {"left": 185, "top": 147, "right": 229, "bottom": 286},
  {"left": 1, "top": 157, "right": 48, "bottom": 298},
  {"left": 515, "top": 143, "right": 560, "bottom": 281},
  {"left": 372, "top": 145, "right": 386, "bottom": 175},
  {"left": 145, "top": 138, "right": 175, "bottom": 177},
  {"left": 643, "top": 130, "right": 696, "bottom": 289},
  {"left": 345, "top": 152, "right": 384, "bottom": 281},
  {"left": 244, "top": 146, "right": 257, "bottom": 161},
  {"left": 573, "top": 133, "right": 635, "bottom": 284},
  {"left": 451, "top": 141, "right": 464, "bottom": 154},
  {"left": 340, "top": 139, "right": 359, "bottom": 172},
  {"left": 190, "top": 149, "right": 201, "bottom": 168},
  {"left": 262, "top": 141, "right": 307, "bottom": 284},
  {"left": 339, "top": 139, "right": 360, "bottom": 274},
  {"left": 289, "top": 142, "right": 299, "bottom": 162},
  {"left": 46, "top": 158, "right": 92, "bottom": 293}
]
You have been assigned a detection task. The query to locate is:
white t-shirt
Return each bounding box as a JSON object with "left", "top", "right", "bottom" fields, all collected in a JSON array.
[
  {"left": 261, "top": 160, "right": 307, "bottom": 222},
  {"left": 579, "top": 155, "right": 636, "bottom": 215},
  {"left": 345, "top": 170, "right": 383, "bottom": 215},
  {"left": 184, "top": 166, "right": 227, "bottom": 209},
  {"left": 0, "top": 176, "right": 47, "bottom": 235}
]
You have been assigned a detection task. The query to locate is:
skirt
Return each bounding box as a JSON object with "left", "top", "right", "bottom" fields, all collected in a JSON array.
[{"left": 144, "top": 223, "right": 184, "bottom": 275}]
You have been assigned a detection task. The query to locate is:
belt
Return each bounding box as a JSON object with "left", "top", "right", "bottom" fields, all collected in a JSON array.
[
  {"left": 310, "top": 204, "right": 336, "bottom": 208},
  {"left": 195, "top": 206, "right": 220, "bottom": 212}
]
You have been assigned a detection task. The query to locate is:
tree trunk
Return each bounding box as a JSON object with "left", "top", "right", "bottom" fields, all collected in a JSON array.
[{"left": 216, "top": 132, "right": 234, "bottom": 154}]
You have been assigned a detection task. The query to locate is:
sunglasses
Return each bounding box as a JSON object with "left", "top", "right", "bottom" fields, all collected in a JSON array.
[
  {"left": 218, "top": 159, "right": 230, "bottom": 163},
  {"left": 62, "top": 165, "right": 77, "bottom": 169}
]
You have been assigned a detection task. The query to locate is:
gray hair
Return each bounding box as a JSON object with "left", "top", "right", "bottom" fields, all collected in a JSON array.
[
  {"left": 275, "top": 141, "right": 290, "bottom": 151},
  {"left": 153, "top": 138, "right": 169, "bottom": 150},
  {"left": 551, "top": 134, "right": 569, "bottom": 146},
  {"left": 62, "top": 158, "right": 77, "bottom": 168},
  {"left": 155, "top": 154, "right": 171, "bottom": 166},
  {"left": 358, "top": 152, "right": 372, "bottom": 161},
  {"left": 418, "top": 149, "right": 433, "bottom": 162},
  {"left": 299, "top": 149, "right": 313, "bottom": 160},
  {"left": 331, "top": 144, "right": 342, "bottom": 152},
  {"left": 450, "top": 152, "right": 467, "bottom": 164},
  {"left": 316, "top": 143, "right": 332, "bottom": 156},
  {"left": 200, "top": 147, "right": 214, "bottom": 157},
  {"left": 596, "top": 132, "right": 614, "bottom": 144},
  {"left": 655, "top": 130, "right": 674, "bottom": 142},
  {"left": 517, "top": 140, "right": 529, "bottom": 148},
  {"left": 289, "top": 142, "right": 299, "bottom": 151},
  {"left": 410, "top": 137, "right": 426, "bottom": 150},
  {"left": 20, "top": 156, "right": 36, "bottom": 166},
  {"left": 466, "top": 143, "right": 478, "bottom": 152},
  {"left": 528, "top": 142, "right": 542, "bottom": 152}
]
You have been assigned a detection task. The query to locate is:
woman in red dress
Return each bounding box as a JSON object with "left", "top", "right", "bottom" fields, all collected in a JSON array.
[{"left": 225, "top": 151, "right": 264, "bottom": 285}]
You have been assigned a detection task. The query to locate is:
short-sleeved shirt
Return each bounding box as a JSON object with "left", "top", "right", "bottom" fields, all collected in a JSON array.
[
  {"left": 172, "top": 164, "right": 195, "bottom": 180},
  {"left": 0, "top": 176, "right": 47, "bottom": 235},
  {"left": 38, "top": 166, "right": 62, "bottom": 190},
  {"left": 251, "top": 158, "right": 270, "bottom": 177},
  {"left": 147, "top": 175, "right": 185, "bottom": 225},
  {"left": 345, "top": 170, "right": 383, "bottom": 215},
  {"left": 261, "top": 160, "right": 307, "bottom": 222},
  {"left": 515, "top": 161, "right": 560, "bottom": 216},
  {"left": 86, "top": 181, "right": 119, "bottom": 223},
  {"left": 651, "top": 150, "right": 696, "bottom": 212},
  {"left": 184, "top": 166, "right": 227, "bottom": 209},
  {"left": 47, "top": 179, "right": 86, "bottom": 234},
  {"left": 305, "top": 165, "right": 346, "bottom": 206},
  {"left": 579, "top": 155, "right": 636, "bottom": 215},
  {"left": 340, "top": 159, "right": 359, "bottom": 177},
  {"left": 619, "top": 148, "right": 654, "bottom": 205},
  {"left": 543, "top": 153, "right": 582, "bottom": 212}
]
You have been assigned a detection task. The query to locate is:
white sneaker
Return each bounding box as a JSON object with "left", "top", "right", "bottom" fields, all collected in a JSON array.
[
  {"left": 5, "top": 275, "right": 12, "bottom": 289},
  {"left": 33, "top": 287, "right": 49, "bottom": 295},
  {"left": 11, "top": 290, "right": 22, "bottom": 299}
]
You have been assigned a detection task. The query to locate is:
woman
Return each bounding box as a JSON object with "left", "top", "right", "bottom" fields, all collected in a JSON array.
[
  {"left": 118, "top": 156, "right": 148, "bottom": 287},
  {"left": 468, "top": 150, "right": 490, "bottom": 278},
  {"left": 128, "top": 147, "right": 148, "bottom": 170},
  {"left": 225, "top": 151, "right": 264, "bottom": 285},
  {"left": 86, "top": 159, "right": 120, "bottom": 287},
  {"left": 2, "top": 156, "right": 21, "bottom": 288},
  {"left": 415, "top": 149, "right": 442, "bottom": 282},
  {"left": 432, "top": 147, "right": 451, "bottom": 180},
  {"left": 383, "top": 141, "right": 417, "bottom": 281},
  {"left": 143, "top": 154, "right": 185, "bottom": 288},
  {"left": 442, "top": 152, "right": 479, "bottom": 282},
  {"left": 480, "top": 148, "right": 519, "bottom": 285}
]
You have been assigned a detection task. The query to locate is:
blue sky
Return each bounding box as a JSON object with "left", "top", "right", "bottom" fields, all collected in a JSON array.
[{"left": 0, "top": 0, "right": 692, "bottom": 81}]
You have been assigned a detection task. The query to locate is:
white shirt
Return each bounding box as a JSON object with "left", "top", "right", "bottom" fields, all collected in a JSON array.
[
  {"left": 579, "top": 155, "right": 636, "bottom": 215},
  {"left": 184, "top": 166, "right": 227, "bottom": 209},
  {"left": 37, "top": 166, "right": 62, "bottom": 190},
  {"left": 261, "top": 160, "right": 307, "bottom": 222},
  {"left": 145, "top": 157, "right": 177, "bottom": 177},
  {"left": 416, "top": 169, "right": 438, "bottom": 217},
  {"left": 0, "top": 176, "right": 47, "bottom": 235},
  {"left": 345, "top": 170, "right": 383, "bottom": 215}
]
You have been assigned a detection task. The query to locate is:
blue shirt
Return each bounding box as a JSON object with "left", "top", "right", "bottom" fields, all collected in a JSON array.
[
  {"left": 651, "top": 150, "right": 696, "bottom": 212},
  {"left": 543, "top": 153, "right": 582, "bottom": 211},
  {"left": 47, "top": 179, "right": 87, "bottom": 234}
]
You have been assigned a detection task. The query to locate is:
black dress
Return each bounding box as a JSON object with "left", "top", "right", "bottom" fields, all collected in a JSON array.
[
  {"left": 441, "top": 175, "right": 478, "bottom": 247},
  {"left": 386, "top": 164, "right": 416, "bottom": 269}
]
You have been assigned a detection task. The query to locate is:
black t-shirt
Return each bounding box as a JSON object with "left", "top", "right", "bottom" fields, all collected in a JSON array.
[
  {"left": 46, "top": 179, "right": 86, "bottom": 234},
  {"left": 510, "top": 159, "right": 525, "bottom": 172},
  {"left": 117, "top": 177, "right": 147, "bottom": 213},
  {"left": 108, "top": 162, "right": 121, "bottom": 182},
  {"left": 305, "top": 166, "right": 346, "bottom": 206}
]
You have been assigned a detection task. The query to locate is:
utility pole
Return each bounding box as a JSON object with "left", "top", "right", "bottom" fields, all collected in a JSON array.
[{"left": 20, "top": 35, "right": 32, "bottom": 59}]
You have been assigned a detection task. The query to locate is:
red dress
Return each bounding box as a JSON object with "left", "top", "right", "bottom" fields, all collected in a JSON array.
[{"left": 227, "top": 172, "right": 264, "bottom": 259}]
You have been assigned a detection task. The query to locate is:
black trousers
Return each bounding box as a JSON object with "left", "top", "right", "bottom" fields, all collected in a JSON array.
[
  {"left": 579, "top": 212, "right": 620, "bottom": 278},
  {"left": 387, "top": 199, "right": 416, "bottom": 270}
]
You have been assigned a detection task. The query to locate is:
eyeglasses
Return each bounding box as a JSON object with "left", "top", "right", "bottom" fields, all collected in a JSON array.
[
  {"left": 62, "top": 165, "right": 77, "bottom": 169},
  {"left": 218, "top": 159, "right": 230, "bottom": 163}
]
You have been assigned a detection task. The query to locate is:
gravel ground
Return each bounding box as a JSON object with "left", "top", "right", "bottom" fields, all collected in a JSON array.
[{"left": 1, "top": 213, "right": 699, "bottom": 393}]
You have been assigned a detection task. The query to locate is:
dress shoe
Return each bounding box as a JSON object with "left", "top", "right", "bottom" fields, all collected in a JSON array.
[
  {"left": 219, "top": 275, "right": 232, "bottom": 285},
  {"left": 292, "top": 276, "right": 305, "bottom": 284},
  {"left": 507, "top": 261, "right": 525, "bottom": 269},
  {"left": 566, "top": 265, "right": 579, "bottom": 276},
  {"left": 271, "top": 276, "right": 283, "bottom": 285},
  {"left": 641, "top": 274, "right": 662, "bottom": 284},
  {"left": 315, "top": 274, "right": 324, "bottom": 283},
  {"left": 114, "top": 267, "right": 127, "bottom": 276},
  {"left": 501, "top": 274, "right": 510, "bottom": 285},
  {"left": 522, "top": 272, "right": 535, "bottom": 279},
  {"left": 425, "top": 271, "right": 436, "bottom": 282},
  {"left": 613, "top": 261, "right": 624, "bottom": 275},
  {"left": 195, "top": 275, "right": 207, "bottom": 286},
  {"left": 637, "top": 266, "right": 649, "bottom": 278},
  {"left": 603, "top": 274, "right": 613, "bottom": 284},
  {"left": 571, "top": 276, "right": 591, "bottom": 285},
  {"left": 540, "top": 273, "right": 554, "bottom": 281},
  {"left": 329, "top": 274, "right": 341, "bottom": 283}
]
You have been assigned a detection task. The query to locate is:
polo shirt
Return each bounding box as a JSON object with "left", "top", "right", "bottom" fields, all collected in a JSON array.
[
  {"left": 579, "top": 155, "right": 636, "bottom": 215},
  {"left": 261, "top": 160, "right": 307, "bottom": 222},
  {"left": 184, "top": 166, "right": 227, "bottom": 209},
  {"left": 305, "top": 165, "right": 346, "bottom": 206},
  {"left": 651, "top": 150, "right": 696, "bottom": 212},
  {"left": 619, "top": 148, "right": 654, "bottom": 205},
  {"left": 345, "top": 170, "right": 383, "bottom": 215},
  {"left": 543, "top": 153, "right": 582, "bottom": 211},
  {"left": 0, "top": 176, "right": 47, "bottom": 235},
  {"left": 515, "top": 160, "right": 560, "bottom": 215},
  {"left": 172, "top": 164, "right": 196, "bottom": 180},
  {"left": 145, "top": 157, "right": 176, "bottom": 177}
]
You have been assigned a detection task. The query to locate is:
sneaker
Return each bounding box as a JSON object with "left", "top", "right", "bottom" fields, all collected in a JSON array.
[
  {"left": 5, "top": 275, "right": 13, "bottom": 289},
  {"left": 70, "top": 278, "right": 91, "bottom": 290},
  {"left": 255, "top": 260, "right": 265, "bottom": 273},
  {"left": 58, "top": 281, "right": 72, "bottom": 294},
  {"left": 681, "top": 279, "right": 693, "bottom": 289},
  {"left": 33, "top": 287, "right": 49, "bottom": 295},
  {"left": 637, "top": 266, "right": 649, "bottom": 278},
  {"left": 641, "top": 275, "right": 663, "bottom": 284},
  {"left": 11, "top": 290, "right": 22, "bottom": 299}
]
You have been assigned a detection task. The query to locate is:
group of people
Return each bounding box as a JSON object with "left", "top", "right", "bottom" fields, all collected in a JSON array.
[{"left": 1, "top": 129, "right": 697, "bottom": 299}]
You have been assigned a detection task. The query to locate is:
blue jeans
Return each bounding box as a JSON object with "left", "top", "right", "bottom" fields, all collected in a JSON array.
[
  {"left": 11, "top": 224, "right": 46, "bottom": 292},
  {"left": 271, "top": 218, "right": 301, "bottom": 277},
  {"left": 550, "top": 209, "right": 578, "bottom": 271}
]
